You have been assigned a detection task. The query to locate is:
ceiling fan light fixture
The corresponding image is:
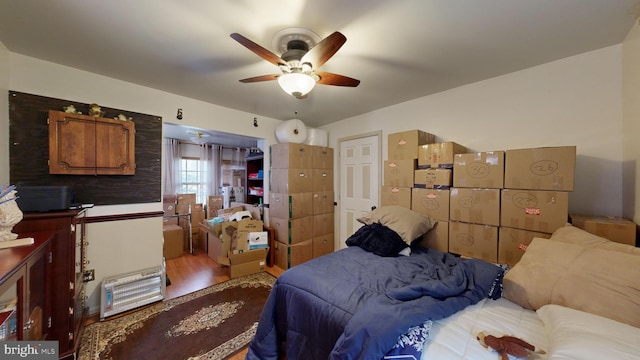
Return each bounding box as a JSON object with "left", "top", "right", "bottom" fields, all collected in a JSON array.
[{"left": 278, "top": 72, "right": 316, "bottom": 98}]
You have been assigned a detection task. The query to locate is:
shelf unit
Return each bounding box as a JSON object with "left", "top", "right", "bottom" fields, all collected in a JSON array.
[{"left": 246, "top": 153, "right": 264, "bottom": 206}]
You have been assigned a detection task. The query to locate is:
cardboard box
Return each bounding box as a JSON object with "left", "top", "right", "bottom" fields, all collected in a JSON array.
[
  {"left": 312, "top": 146, "right": 334, "bottom": 169},
  {"left": 270, "top": 143, "right": 314, "bottom": 169},
  {"left": 312, "top": 169, "right": 333, "bottom": 191},
  {"left": 388, "top": 130, "right": 436, "bottom": 160},
  {"left": 248, "top": 231, "right": 269, "bottom": 250},
  {"left": 501, "top": 189, "right": 569, "bottom": 233},
  {"left": 235, "top": 219, "right": 264, "bottom": 252},
  {"left": 270, "top": 216, "right": 314, "bottom": 244},
  {"left": 313, "top": 233, "right": 334, "bottom": 258},
  {"left": 453, "top": 151, "right": 505, "bottom": 189},
  {"left": 498, "top": 227, "right": 551, "bottom": 266},
  {"left": 269, "top": 192, "right": 313, "bottom": 219},
  {"left": 207, "top": 195, "right": 224, "bottom": 218},
  {"left": 384, "top": 159, "right": 417, "bottom": 187},
  {"left": 411, "top": 188, "right": 450, "bottom": 221},
  {"left": 162, "top": 195, "right": 178, "bottom": 225},
  {"left": 270, "top": 168, "right": 313, "bottom": 193},
  {"left": 449, "top": 188, "right": 501, "bottom": 226},
  {"left": 313, "top": 213, "right": 334, "bottom": 237},
  {"left": 176, "top": 193, "right": 196, "bottom": 214},
  {"left": 206, "top": 230, "right": 226, "bottom": 265},
  {"left": 381, "top": 186, "right": 412, "bottom": 208},
  {"left": 163, "top": 224, "right": 184, "bottom": 259},
  {"left": 313, "top": 191, "right": 334, "bottom": 214},
  {"left": 414, "top": 168, "right": 452, "bottom": 189},
  {"left": 569, "top": 214, "right": 637, "bottom": 246},
  {"left": 449, "top": 221, "right": 498, "bottom": 263},
  {"left": 504, "top": 146, "right": 576, "bottom": 191},
  {"left": 414, "top": 220, "right": 449, "bottom": 252},
  {"left": 275, "top": 240, "right": 313, "bottom": 269},
  {"left": 418, "top": 142, "right": 467, "bottom": 168},
  {"left": 227, "top": 248, "right": 268, "bottom": 278}
]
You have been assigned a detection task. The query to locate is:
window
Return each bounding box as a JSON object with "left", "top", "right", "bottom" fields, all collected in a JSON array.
[{"left": 179, "top": 157, "right": 208, "bottom": 204}]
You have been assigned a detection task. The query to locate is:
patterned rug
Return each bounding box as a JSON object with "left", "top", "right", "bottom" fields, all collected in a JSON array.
[{"left": 78, "top": 272, "right": 276, "bottom": 360}]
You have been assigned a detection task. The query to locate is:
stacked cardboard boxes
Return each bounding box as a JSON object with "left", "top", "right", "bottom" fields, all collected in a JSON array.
[
  {"left": 270, "top": 143, "right": 335, "bottom": 269},
  {"left": 498, "top": 146, "right": 576, "bottom": 265},
  {"left": 448, "top": 151, "right": 504, "bottom": 263},
  {"left": 383, "top": 130, "right": 435, "bottom": 208}
]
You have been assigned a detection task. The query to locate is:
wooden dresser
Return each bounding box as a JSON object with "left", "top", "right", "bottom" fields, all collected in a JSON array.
[{"left": 13, "top": 210, "right": 87, "bottom": 359}]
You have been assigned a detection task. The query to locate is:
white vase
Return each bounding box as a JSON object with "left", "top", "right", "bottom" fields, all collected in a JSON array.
[{"left": 0, "top": 190, "right": 23, "bottom": 242}]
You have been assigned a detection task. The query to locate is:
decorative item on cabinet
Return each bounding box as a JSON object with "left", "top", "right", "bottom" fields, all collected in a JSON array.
[{"left": 48, "top": 110, "right": 135, "bottom": 175}]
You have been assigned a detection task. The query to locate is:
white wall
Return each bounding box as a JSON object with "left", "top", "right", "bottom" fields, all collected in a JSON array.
[
  {"left": 623, "top": 19, "right": 640, "bottom": 224},
  {"left": 4, "top": 53, "right": 282, "bottom": 314},
  {"left": 323, "top": 45, "right": 625, "bottom": 217}
]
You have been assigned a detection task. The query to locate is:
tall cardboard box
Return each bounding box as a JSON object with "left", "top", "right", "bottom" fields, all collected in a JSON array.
[
  {"left": 381, "top": 186, "right": 412, "bottom": 208},
  {"left": 569, "top": 214, "right": 637, "bottom": 246},
  {"left": 270, "top": 216, "right": 314, "bottom": 244},
  {"left": 207, "top": 195, "right": 224, "bottom": 218},
  {"left": 269, "top": 192, "right": 313, "bottom": 219},
  {"left": 498, "top": 227, "right": 551, "bottom": 266},
  {"left": 163, "top": 224, "right": 184, "bottom": 259},
  {"left": 163, "top": 195, "right": 178, "bottom": 225},
  {"left": 313, "top": 191, "right": 334, "bottom": 214},
  {"left": 312, "top": 169, "right": 334, "bottom": 191},
  {"left": 449, "top": 188, "right": 501, "bottom": 226},
  {"left": 449, "top": 221, "right": 498, "bottom": 263},
  {"left": 501, "top": 189, "right": 569, "bottom": 233},
  {"left": 313, "top": 233, "right": 334, "bottom": 258},
  {"left": 270, "top": 143, "right": 314, "bottom": 169},
  {"left": 312, "top": 146, "right": 334, "bottom": 169},
  {"left": 411, "top": 188, "right": 450, "bottom": 221},
  {"left": 418, "top": 142, "right": 467, "bottom": 168},
  {"left": 388, "top": 130, "right": 435, "bottom": 160},
  {"left": 453, "top": 151, "right": 505, "bottom": 189},
  {"left": 384, "top": 159, "right": 418, "bottom": 187},
  {"left": 270, "top": 168, "right": 313, "bottom": 193},
  {"left": 275, "top": 240, "right": 313, "bottom": 269},
  {"left": 504, "top": 146, "right": 576, "bottom": 191},
  {"left": 414, "top": 221, "right": 449, "bottom": 252},
  {"left": 313, "top": 213, "right": 334, "bottom": 237},
  {"left": 414, "top": 168, "right": 452, "bottom": 189},
  {"left": 176, "top": 193, "right": 196, "bottom": 214}
]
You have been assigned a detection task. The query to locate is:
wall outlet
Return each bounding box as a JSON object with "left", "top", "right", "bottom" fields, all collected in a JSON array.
[{"left": 83, "top": 269, "right": 95, "bottom": 282}]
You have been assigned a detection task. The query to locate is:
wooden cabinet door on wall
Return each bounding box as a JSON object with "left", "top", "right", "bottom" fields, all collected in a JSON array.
[{"left": 48, "top": 110, "right": 135, "bottom": 175}]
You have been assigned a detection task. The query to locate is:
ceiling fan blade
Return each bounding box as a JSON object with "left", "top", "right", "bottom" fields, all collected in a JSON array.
[
  {"left": 230, "top": 33, "right": 287, "bottom": 67},
  {"left": 315, "top": 71, "right": 360, "bottom": 87},
  {"left": 239, "top": 74, "right": 278, "bottom": 83},
  {"left": 301, "top": 31, "right": 346, "bottom": 68}
]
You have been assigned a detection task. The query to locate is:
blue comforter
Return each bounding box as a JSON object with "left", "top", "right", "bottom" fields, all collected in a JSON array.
[{"left": 247, "top": 246, "right": 503, "bottom": 360}]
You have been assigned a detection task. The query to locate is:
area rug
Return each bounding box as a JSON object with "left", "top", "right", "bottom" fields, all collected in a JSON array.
[{"left": 78, "top": 272, "right": 276, "bottom": 360}]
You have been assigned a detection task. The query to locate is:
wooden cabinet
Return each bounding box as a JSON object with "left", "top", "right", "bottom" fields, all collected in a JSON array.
[
  {"left": 13, "top": 210, "right": 87, "bottom": 359},
  {"left": 48, "top": 110, "right": 135, "bottom": 175},
  {"left": 246, "top": 153, "right": 264, "bottom": 205},
  {"left": 0, "top": 232, "right": 52, "bottom": 342}
]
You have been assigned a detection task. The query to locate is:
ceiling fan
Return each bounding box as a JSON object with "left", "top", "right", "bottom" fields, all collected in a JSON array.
[{"left": 230, "top": 29, "right": 360, "bottom": 99}]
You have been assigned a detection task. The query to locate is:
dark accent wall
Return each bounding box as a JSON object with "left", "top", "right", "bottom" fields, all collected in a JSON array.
[{"left": 8, "top": 91, "right": 162, "bottom": 206}]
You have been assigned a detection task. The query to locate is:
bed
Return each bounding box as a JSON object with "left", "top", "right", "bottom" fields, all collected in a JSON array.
[{"left": 246, "top": 206, "right": 640, "bottom": 360}]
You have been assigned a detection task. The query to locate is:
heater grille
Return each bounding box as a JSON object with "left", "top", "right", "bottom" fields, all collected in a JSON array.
[{"left": 100, "top": 265, "right": 165, "bottom": 320}]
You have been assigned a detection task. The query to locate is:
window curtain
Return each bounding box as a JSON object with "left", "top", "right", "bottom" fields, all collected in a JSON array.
[
  {"left": 230, "top": 147, "right": 247, "bottom": 169},
  {"left": 163, "top": 138, "right": 182, "bottom": 195},
  {"left": 209, "top": 145, "right": 222, "bottom": 196}
]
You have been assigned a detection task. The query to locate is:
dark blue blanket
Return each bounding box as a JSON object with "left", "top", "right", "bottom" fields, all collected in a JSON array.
[{"left": 247, "top": 246, "right": 503, "bottom": 360}]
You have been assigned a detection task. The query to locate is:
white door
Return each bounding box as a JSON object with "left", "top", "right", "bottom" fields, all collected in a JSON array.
[{"left": 339, "top": 134, "right": 380, "bottom": 249}]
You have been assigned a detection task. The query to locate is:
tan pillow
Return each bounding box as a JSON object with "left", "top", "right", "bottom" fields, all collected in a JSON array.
[
  {"left": 551, "top": 224, "right": 640, "bottom": 255},
  {"left": 503, "top": 238, "right": 640, "bottom": 328},
  {"left": 357, "top": 206, "right": 434, "bottom": 244}
]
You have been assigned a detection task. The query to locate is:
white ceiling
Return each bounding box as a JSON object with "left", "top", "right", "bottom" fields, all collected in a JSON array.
[{"left": 1, "top": 0, "right": 639, "bottom": 135}]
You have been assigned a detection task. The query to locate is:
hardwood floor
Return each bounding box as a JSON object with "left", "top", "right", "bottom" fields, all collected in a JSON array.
[{"left": 85, "top": 248, "right": 284, "bottom": 360}]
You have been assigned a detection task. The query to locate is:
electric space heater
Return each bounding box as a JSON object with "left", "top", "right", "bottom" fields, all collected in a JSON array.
[{"left": 100, "top": 265, "right": 166, "bottom": 320}]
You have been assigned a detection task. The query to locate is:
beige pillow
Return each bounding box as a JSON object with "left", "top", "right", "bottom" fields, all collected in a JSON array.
[
  {"left": 503, "top": 238, "right": 640, "bottom": 328},
  {"left": 357, "top": 206, "right": 434, "bottom": 244},
  {"left": 551, "top": 223, "right": 640, "bottom": 255}
]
